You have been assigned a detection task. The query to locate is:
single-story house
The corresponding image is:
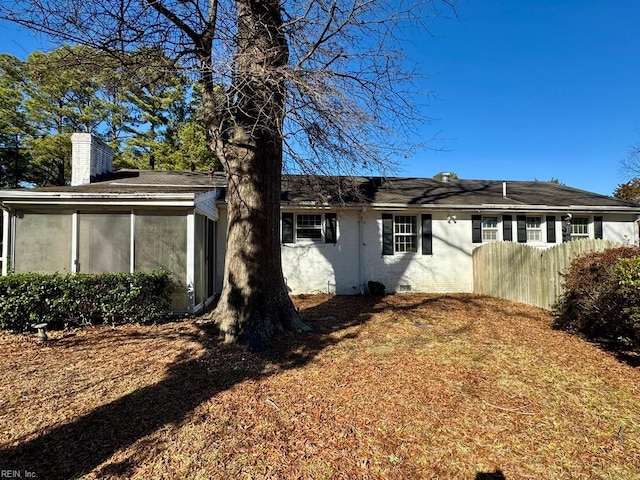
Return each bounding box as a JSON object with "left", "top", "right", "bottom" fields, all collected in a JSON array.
[{"left": 1, "top": 133, "right": 639, "bottom": 313}]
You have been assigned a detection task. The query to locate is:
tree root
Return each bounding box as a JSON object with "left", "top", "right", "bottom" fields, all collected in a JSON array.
[{"left": 288, "top": 314, "right": 312, "bottom": 333}]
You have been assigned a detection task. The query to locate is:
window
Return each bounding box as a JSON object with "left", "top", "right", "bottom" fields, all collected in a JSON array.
[
  {"left": 394, "top": 215, "right": 418, "bottom": 252},
  {"left": 282, "top": 212, "right": 337, "bottom": 244},
  {"left": 571, "top": 217, "right": 589, "bottom": 239},
  {"left": 482, "top": 216, "right": 498, "bottom": 242},
  {"left": 14, "top": 211, "right": 72, "bottom": 273},
  {"left": 526, "top": 216, "right": 542, "bottom": 242},
  {"left": 296, "top": 214, "right": 322, "bottom": 240},
  {"left": 78, "top": 213, "right": 130, "bottom": 273},
  {"left": 382, "top": 214, "right": 431, "bottom": 255},
  {"left": 473, "top": 215, "right": 504, "bottom": 243},
  {"left": 135, "top": 212, "right": 188, "bottom": 310}
]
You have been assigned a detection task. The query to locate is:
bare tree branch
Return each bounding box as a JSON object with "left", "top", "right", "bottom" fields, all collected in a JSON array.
[{"left": 0, "top": 0, "right": 456, "bottom": 344}]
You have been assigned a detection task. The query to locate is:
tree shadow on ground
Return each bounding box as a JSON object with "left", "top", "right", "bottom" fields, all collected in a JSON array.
[
  {"left": 589, "top": 340, "right": 640, "bottom": 368},
  {"left": 0, "top": 295, "right": 383, "bottom": 479},
  {"left": 613, "top": 350, "right": 640, "bottom": 367}
]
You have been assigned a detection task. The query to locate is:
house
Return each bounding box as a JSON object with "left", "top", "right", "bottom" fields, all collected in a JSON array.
[{"left": 1, "top": 133, "right": 639, "bottom": 313}]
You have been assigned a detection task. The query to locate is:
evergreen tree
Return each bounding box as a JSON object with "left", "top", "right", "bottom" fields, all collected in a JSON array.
[
  {"left": 0, "top": 45, "right": 221, "bottom": 186},
  {"left": 0, "top": 54, "right": 31, "bottom": 187},
  {"left": 614, "top": 178, "right": 640, "bottom": 203}
]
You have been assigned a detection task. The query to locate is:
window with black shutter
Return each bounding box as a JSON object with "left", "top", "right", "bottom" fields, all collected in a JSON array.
[
  {"left": 282, "top": 213, "right": 294, "bottom": 244},
  {"left": 381, "top": 214, "right": 425, "bottom": 255},
  {"left": 472, "top": 215, "right": 482, "bottom": 244},
  {"left": 503, "top": 215, "right": 513, "bottom": 242},
  {"left": 325, "top": 213, "right": 337, "bottom": 244},
  {"left": 594, "top": 216, "right": 603, "bottom": 239},
  {"left": 517, "top": 215, "right": 527, "bottom": 243},
  {"left": 382, "top": 214, "right": 394, "bottom": 255},
  {"left": 546, "top": 216, "right": 556, "bottom": 243},
  {"left": 422, "top": 214, "right": 432, "bottom": 255},
  {"left": 282, "top": 212, "right": 337, "bottom": 244}
]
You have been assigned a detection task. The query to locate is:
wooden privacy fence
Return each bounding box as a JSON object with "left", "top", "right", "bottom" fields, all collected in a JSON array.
[{"left": 472, "top": 239, "right": 622, "bottom": 310}]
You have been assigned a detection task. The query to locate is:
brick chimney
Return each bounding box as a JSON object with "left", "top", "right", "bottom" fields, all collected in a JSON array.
[{"left": 71, "top": 133, "right": 113, "bottom": 186}]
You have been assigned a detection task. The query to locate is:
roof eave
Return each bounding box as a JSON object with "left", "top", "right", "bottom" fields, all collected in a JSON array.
[
  {"left": 368, "top": 202, "right": 640, "bottom": 213},
  {"left": 0, "top": 191, "right": 201, "bottom": 208}
]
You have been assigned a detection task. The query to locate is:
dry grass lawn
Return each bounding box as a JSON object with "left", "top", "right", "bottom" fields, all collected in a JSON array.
[{"left": 0, "top": 293, "right": 639, "bottom": 479}]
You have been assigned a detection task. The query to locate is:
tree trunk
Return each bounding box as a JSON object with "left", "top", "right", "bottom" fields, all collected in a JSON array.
[
  {"left": 207, "top": 0, "right": 309, "bottom": 350},
  {"left": 212, "top": 140, "right": 310, "bottom": 350}
]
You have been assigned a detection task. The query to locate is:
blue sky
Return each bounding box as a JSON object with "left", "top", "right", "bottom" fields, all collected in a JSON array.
[
  {"left": 399, "top": 0, "right": 640, "bottom": 195},
  {"left": 1, "top": 0, "right": 639, "bottom": 196}
]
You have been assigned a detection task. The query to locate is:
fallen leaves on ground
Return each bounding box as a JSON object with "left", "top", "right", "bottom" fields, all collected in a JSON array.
[{"left": 0, "top": 294, "right": 638, "bottom": 479}]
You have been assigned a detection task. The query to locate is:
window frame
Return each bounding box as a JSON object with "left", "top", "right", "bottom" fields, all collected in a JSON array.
[
  {"left": 393, "top": 215, "right": 418, "bottom": 253},
  {"left": 570, "top": 217, "right": 589, "bottom": 239},
  {"left": 481, "top": 216, "right": 499, "bottom": 242},
  {"left": 282, "top": 212, "right": 337, "bottom": 244},
  {"left": 525, "top": 216, "right": 543, "bottom": 242},
  {"left": 382, "top": 213, "right": 429, "bottom": 255},
  {"left": 295, "top": 213, "right": 323, "bottom": 241}
]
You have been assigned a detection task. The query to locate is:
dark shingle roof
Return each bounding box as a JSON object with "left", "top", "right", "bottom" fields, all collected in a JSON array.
[
  {"left": 281, "top": 175, "right": 639, "bottom": 210},
  {"left": 2, "top": 170, "right": 638, "bottom": 211},
  {"left": 30, "top": 170, "right": 226, "bottom": 194}
]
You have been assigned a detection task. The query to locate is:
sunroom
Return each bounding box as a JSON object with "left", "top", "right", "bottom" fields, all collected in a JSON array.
[{"left": 0, "top": 183, "right": 222, "bottom": 314}]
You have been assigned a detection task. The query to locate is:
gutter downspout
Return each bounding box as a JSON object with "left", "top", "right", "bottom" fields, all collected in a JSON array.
[{"left": 358, "top": 204, "right": 367, "bottom": 294}]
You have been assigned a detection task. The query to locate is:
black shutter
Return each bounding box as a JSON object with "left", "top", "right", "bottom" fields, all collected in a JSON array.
[
  {"left": 517, "top": 215, "right": 527, "bottom": 243},
  {"left": 546, "top": 216, "right": 556, "bottom": 243},
  {"left": 422, "top": 214, "right": 432, "bottom": 255},
  {"left": 282, "top": 212, "right": 294, "bottom": 244},
  {"left": 325, "top": 213, "right": 337, "bottom": 244},
  {"left": 382, "top": 214, "right": 393, "bottom": 255},
  {"left": 472, "top": 215, "right": 482, "bottom": 244},
  {"left": 503, "top": 215, "right": 513, "bottom": 242},
  {"left": 594, "top": 216, "right": 603, "bottom": 239}
]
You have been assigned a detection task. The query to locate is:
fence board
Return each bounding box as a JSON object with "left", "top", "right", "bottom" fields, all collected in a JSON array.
[{"left": 472, "top": 239, "right": 621, "bottom": 310}]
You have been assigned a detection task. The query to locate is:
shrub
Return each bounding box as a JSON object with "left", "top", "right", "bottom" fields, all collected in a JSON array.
[
  {"left": 553, "top": 246, "right": 640, "bottom": 348},
  {"left": 0, "top": 269, "right": 175, "bottom": 332}
]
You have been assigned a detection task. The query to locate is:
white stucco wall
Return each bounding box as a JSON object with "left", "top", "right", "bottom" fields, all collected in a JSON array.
[
  {"left": 281, "top": 211, "right": 361, "bottom": 295},
  {"left": 213, "top": 208, "right": 478, "bottom": 295},
  {"left": 361, "top": 210, "right": 473, "bottom": 293},
  {"left": 602, "top": 213, "right": 639, "bottom": 243},
  {"left": 212, "top": 206, "right": 640, "bottom": 296}
]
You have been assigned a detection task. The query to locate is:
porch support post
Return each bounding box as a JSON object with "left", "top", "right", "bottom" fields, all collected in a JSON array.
[
  {"left": 1, "top": 209, "right": 9, "bottom": 276},
  {"left": 71, "top": 211, "right": 79, "bottom": 273},
  {"left": 186, "top": 211, "right": 195, "bottom": 313},
  {"left": 130, "top": 211, "right": 136, "bottom": 273}
]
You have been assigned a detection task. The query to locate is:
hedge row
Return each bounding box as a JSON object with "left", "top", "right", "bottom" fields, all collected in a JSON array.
[
  {"left": 0, "top": 270, "right": 175, "bottom": 332},
  {"left": 553, "top": 246, "right": 640, "bottom": 349}
]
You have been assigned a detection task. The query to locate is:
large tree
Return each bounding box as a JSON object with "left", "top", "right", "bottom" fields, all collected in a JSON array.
[
  {"left": 0, "top": 54, "right": 30, "bottom": 187},
  {"left": 1, "top": 0, "right": 452, "bottom": 348},
  {"left": 614, "top": 178, "right": 640, "bottom": 203},
  {"left": 21, "top": 46, "right": 109, "bottom": 184},
  {"left": 1, "top": 45, "right": 219, "bottom": 183}
]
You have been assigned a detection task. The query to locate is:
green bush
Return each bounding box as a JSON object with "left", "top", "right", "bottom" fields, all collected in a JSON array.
[
  {"left": 0, "top": 269, "right": 175, "bottom": 332},
  {"left": 553, "top": 246, "right": 640, "bottom": 349}
]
